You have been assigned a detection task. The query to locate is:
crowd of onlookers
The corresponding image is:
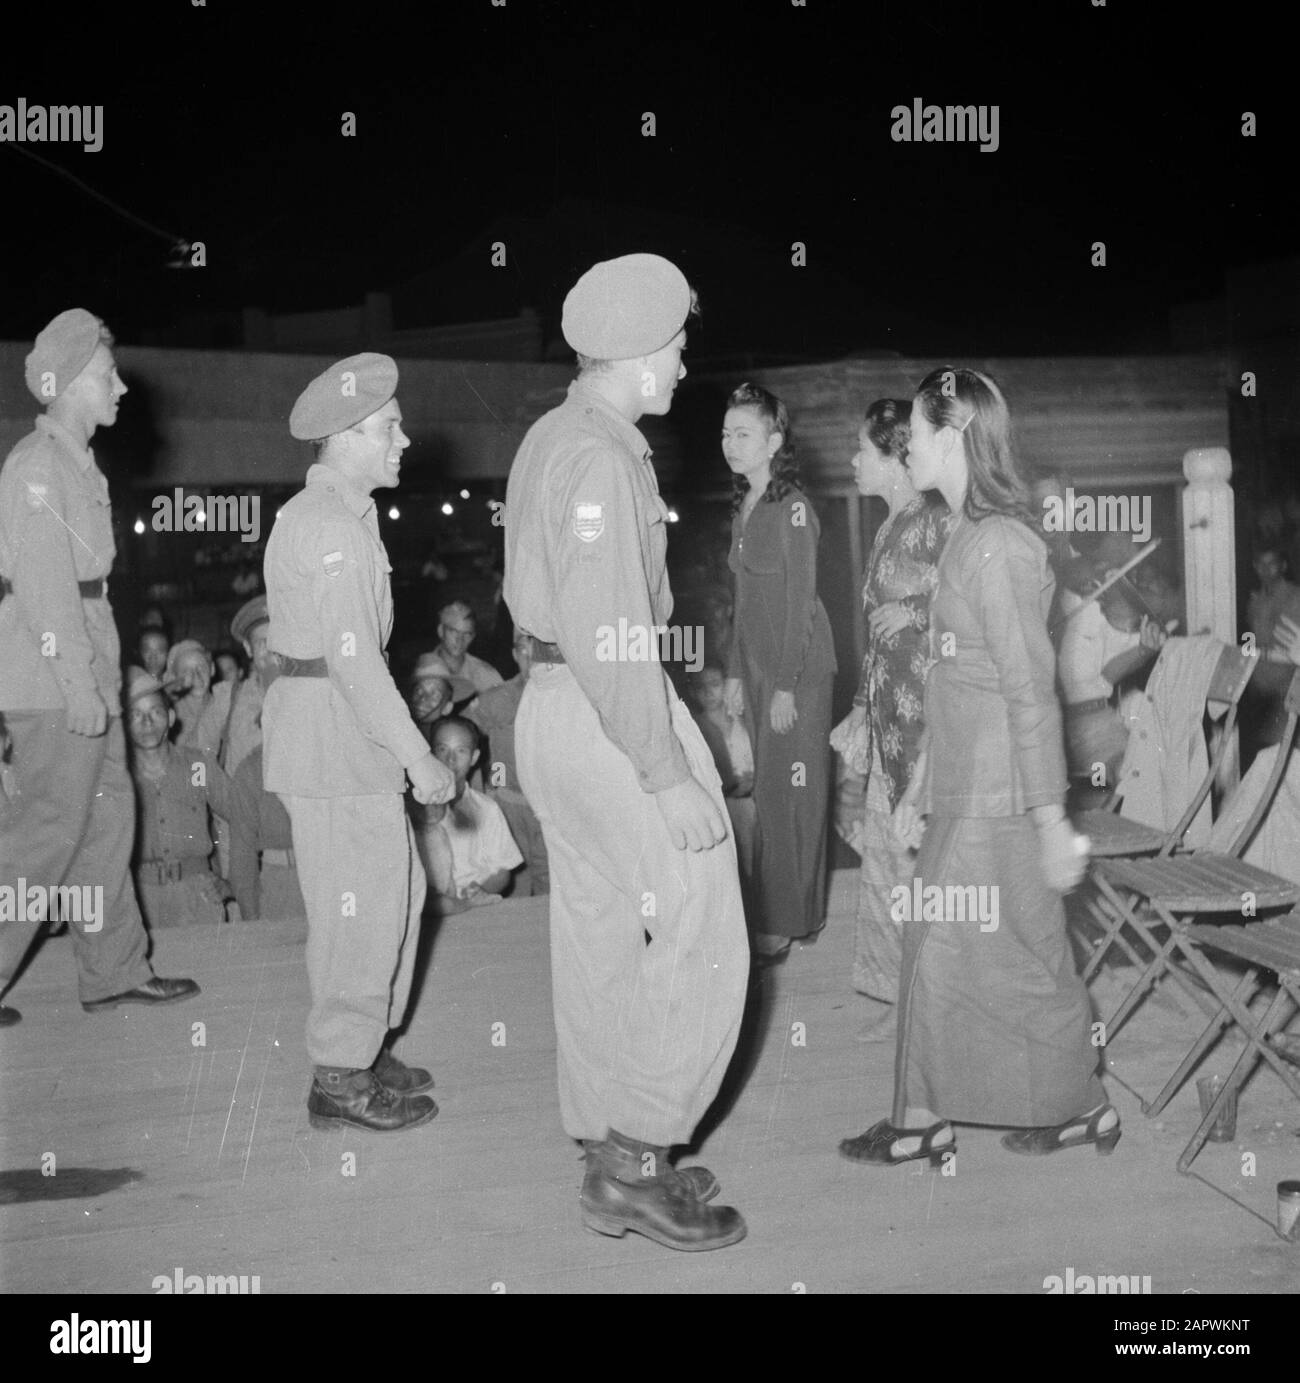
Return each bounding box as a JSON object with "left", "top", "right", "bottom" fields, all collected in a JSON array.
[{"left": 117, "top": 593, "right": 554, "bottom": 930}]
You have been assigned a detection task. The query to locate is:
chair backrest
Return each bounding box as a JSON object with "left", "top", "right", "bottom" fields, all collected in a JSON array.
[
  {"left": 1157, "top": 642, "right": 1259, "bottom": 856},
  {"left": 1225, "top": 665, "right": 1300, "bottom": 859}
]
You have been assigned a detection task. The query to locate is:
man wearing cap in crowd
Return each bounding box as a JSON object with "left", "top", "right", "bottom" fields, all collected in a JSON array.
[
  {"left": 196, "top": 595, "right": 274, "bottom": 777},
  {"left": 123, "top": 668, "right": 239, "bottom": 929},
  {"left": 0, "top": 308, "right": 199, "bottom": 1026},
  {"left": 193, "top": 595, "right": 275, "bottom": 878},
  {"left": 504, "top": 254, "right": 750, "bottom": 1250},
  {"left": 263, "top": 351, "right": 456, "bottom": 1132},
  {"left": 407, "top": 655, "right": 456, "bottom": 745}
]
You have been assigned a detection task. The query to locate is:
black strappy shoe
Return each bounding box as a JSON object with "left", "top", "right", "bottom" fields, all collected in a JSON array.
[
  {"left": 1001, "top": 1104, "right": 1121, "bottom": 1156},
  {"left": 838, "top": 1118, "right": 955, "bottom": 1167}
]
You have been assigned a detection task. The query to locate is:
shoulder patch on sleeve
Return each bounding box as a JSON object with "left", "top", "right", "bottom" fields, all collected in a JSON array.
[
  {"left": 573, "top": 502, "right": 604, "bottom": 542},
  {"left": 322, "top": 550, "right": 345, "bottom": 577},
  {"left": 23, "top": 480, "right": 51, "bottom": 513}
]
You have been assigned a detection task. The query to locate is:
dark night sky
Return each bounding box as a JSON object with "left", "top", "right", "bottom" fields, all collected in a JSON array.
[{"left": 1, "top": 0, "right": 1293, "bottom": 359}]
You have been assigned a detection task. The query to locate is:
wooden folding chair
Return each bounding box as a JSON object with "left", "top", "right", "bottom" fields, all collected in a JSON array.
[
  {"left": 1091, "top": 668, "right": 1300, "bottom": 1110},
  {"left": 1078, "top": 642, "right": 1260, "bottom": 998},
  {"left": 1155, "top": 911, "right": 1300, "bottom": 1171}
]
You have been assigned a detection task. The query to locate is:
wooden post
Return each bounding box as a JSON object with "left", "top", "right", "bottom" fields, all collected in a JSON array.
[
  {"left": 1181, "top": 447, "right": 1235, "bottom": 642},
  {"left": 1182, "top": 447, "right": 1238, "bottom": 789}
]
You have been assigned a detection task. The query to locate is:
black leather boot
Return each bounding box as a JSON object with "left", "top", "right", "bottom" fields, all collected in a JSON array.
[
  {"left": 580, "top": 1129, "right": 746, "bottom": 1251},
  {"left": 307, "top": 1067, "right": 438, "bottom": 1132},
  {"left": 373, "top": 1047, "right": 435, "bottom": 1094},
  {"left": 581, "top": 1138, "right": 719, "bottom": 1202}
]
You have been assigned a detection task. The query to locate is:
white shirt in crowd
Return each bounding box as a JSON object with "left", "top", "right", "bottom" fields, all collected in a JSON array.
[{"left": 415, "top": 785, "right": 523, "bottom": 896}]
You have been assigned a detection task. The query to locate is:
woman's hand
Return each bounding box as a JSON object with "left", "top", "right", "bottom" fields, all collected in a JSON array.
[
  {"left": 830, "top": 704, "right": 870, "bottom": 772},
  {"left": 868, "top": 601, "right": 911, "bottom": 640},
  {"left": 723, "top": 677, "right": 745, "bottom": 717},
  {"left": 1035, "top": 815, "right": 1089, "bottom": 893},
  {"left": 770, "top": 689, "right": 797, "bottom": 734}
]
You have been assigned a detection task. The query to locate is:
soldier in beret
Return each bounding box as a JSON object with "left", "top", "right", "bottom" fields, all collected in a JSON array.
[
  {"left": 0, "top": 309, "right": 200, "bottom": 1025},
  {"left": 504, "top": 254, "right": 750, "bottom": 1250},
  {"left": 263, "top": 352, "right": 456, "bottom": 1132}
]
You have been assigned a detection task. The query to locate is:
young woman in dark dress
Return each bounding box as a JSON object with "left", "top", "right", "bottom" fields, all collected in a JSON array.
[{"left": 721, "top": 383, "right": 837, "bottom": 964}]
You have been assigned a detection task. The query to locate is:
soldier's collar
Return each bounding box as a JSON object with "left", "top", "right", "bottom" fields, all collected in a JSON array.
[
  {"left": 568, "top": 380, "right": 652, "bottom": 463},
  {"left": 35, "top": 414, "right": 95, "bottom": 471},
  {"left": 305, "top": 462, "right": 375, "bottom": 519}
]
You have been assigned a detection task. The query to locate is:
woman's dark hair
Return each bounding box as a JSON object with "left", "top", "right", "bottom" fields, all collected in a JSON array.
[
  {"left": 726, "top": 381, "right": 800, "bottom": 514},
  {"left": 863, "top": 398, "right": 911, "bottom": 464},
  {"left": 913, "top": 367, "right": 1035, "bottom": 527}
]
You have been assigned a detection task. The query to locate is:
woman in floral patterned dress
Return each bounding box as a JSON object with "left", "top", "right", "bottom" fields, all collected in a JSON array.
[{"left": 831, "top": 400, "right": 953, "bottom": 1038}]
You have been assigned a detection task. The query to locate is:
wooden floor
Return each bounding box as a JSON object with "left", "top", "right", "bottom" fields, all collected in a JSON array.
[{"left": 2, "top": 870, "right": 1298, "bottom": 1294}]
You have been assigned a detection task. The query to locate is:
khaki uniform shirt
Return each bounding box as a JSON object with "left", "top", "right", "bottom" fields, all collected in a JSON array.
[
  {"left": 0, "top": 415, "right": 121, "bottom": 712},
  {"left": 193, "top": 676, "right": 264, "bottom": 775},
  {"left": 503, "top": 381, "right": 691, "bottom": 793},
  {"left": 261, "top": 463, "right": 429, "bottom": 797}
]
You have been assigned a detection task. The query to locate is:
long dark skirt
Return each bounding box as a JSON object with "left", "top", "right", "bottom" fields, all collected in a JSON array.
[
  {"left": 745, "top": 667, "right": 834, "bottom": 939},
  {"left": 891, "top": 813, "right": 1105, "bottom": 1128}
]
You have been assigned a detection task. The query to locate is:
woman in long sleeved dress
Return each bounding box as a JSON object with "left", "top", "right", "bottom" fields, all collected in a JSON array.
[
  {"left": 839, "top": 368, "right": 1116, "bottom": 1165},
  {"left": 722, "top": 383, "right": 838, "bottom": 963},
  {"left": 830, "top": 400, "right": 953, "bottom": 1036}
]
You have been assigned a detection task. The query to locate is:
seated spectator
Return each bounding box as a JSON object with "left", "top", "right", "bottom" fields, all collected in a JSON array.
[
  {"left": 124, "top": 670, "right": 239, "bottom": 929},
  {"left": 465, "top": 630, "right": 549, "bottom": 895},
  {"left": 1242, "top": 545, "right": 1300, "bottom": 748},
  {"left": 231, "top": 559, "right": 260, "bottom": 596},
  {"left": 686, "top": 662, "right": 757, "bottom": 885},
  {"left": 213, "top": 646, "right": 244, "bottom": 685},
  {"left": 1057, "top": 576, "right": 1164, "bottom": 791},
  {"left": 193, "top": 597, "right": 274, "bottom": 879},
  {"left": 419, "top": 600, "right": 505, "bottom": 704},
  {"left": 194, "top": 598, "right": 271, "bottom": 777},
  {"left": 1246, "top": 544, "right": 1300, "bottom": 654},
  {"left": 219, "top": 741, "right": 305, "bottom": 922},
  {"left": 137, "top": 626, "right": 170, "bottom": 680},
  {"left": 408, "top": 659, "right": 455, "bottom": 747},
  {"left": 411, "top": 716, "right": 522, "bottom": 915},
  {"left": 163, "top": 639, "right": 216, "bottom": 747}
]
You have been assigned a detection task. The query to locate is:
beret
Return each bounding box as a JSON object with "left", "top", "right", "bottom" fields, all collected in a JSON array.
[
  {"left": 289, "top": 352, "right": 399, "bottom": 441},
  {"left": 125, "top": 668, "right": 166, "bottom": 705},
  {"left": 562, "top": 253, "right": 691, "bottom": 361},
  {"left": 230, "top": 594, "right": 269, "bottom": 645},
  {"left": 25, "top": 308, "right": 105, "bottom": 402}
]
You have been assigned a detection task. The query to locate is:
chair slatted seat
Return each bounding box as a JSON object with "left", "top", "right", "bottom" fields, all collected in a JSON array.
[
  {"left": 1185, "top": 917, "right": 1300, "bottom": 976},
  {"left": 1073, "top": 809, "right": 1166, "bottom": 858},
  {"left": 1098, "top": 855, "right": 1300, "bottom": 913}
]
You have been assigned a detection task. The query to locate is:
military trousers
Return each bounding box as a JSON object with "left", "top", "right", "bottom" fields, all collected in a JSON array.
[
  {"left": 516, "top": 663, "right": 749, "bottom": 1147},
  {"left": 278, "top": 791, "right": 425, "bottom": 1069},
  {"left": 0, "top": 712, "right": 154, "bottom": 1003}
]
